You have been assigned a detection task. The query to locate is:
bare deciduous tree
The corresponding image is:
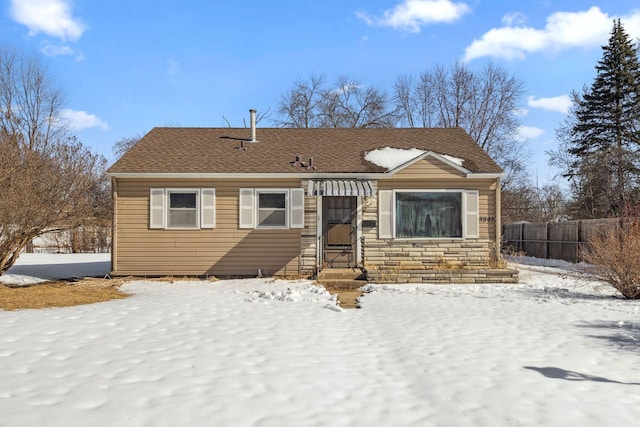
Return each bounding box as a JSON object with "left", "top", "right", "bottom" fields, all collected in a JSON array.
[
  {"left": 277, "top": 74, "right": 396, "bottom": 128},
  {"left": 501, "top": 182, "right": 568, "bottom": 223},
  {"left": 113, "top": 134, "right": 142, "bottom": 159},
  {"left": 276, "top": 74, "right": 326, "bottom": 128},
  {"left": 393, "top": 61, "right": 526, "bottom": 188},
  {"left": 394, "top": 73, "right": 439, "bottom": 128},
  {"left": 276, "top": 66, "right": 537, "bottom": 221},
  {"left": 0, "top": 46, "right": 107, "bottom": 273}
]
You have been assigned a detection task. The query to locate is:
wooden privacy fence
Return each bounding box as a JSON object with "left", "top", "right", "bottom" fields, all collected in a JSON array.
[{"left": 502, "top": 218, "right": 626, "bottom": 262}]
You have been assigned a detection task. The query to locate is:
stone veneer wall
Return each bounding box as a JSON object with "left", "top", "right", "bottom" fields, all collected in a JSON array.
[
  {"left": 361, "top": 195, "right": 518, "bottom": 283},
  {"left": 299, "top": 193, "right": 317, "bottom": 275},
  {"left": 366, "top": 269, "right": 518, "bottom": 284},
  {"left": 364, "top": 238, "right": 495, "bottom": 268}
]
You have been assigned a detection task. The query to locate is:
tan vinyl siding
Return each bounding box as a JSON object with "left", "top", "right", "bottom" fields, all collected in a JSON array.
[
  {"left": 111, "top": 177, "right": 118, "bottom": 273},
  {"left": 114, "top": 178, "right": 302, "bottom": 277},
  {"left": 393, "top": 157, "right": 466, "bottom": 180}
]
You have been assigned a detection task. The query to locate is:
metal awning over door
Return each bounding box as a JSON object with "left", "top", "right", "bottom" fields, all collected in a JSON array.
[{"left": 308, "top": 180, "right": 375, "bottom": 197}]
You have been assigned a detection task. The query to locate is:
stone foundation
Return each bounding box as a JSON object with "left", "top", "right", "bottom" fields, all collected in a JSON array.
[
  {"left": 366, "top": 268, "right": 518, "bottom": 284},
  {"left": 363, "top": 239, "right": 496, "bottom": 269}
]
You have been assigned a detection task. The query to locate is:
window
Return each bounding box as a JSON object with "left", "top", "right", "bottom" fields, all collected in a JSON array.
[
  {"left": 378, "top": 190, "right": 478, "bottom": 239},
  {"left": 239, "top": 188, "right": 305, "bottom": 229},
  {"left": 395, "top": 192, "right": 462, "bottom": 238},
  {"left": 257, "top": 191, "right": 287, "bottom": 228},
  {"left": 149, "top": 188, "right": 215, "bottom": 230},
  {"left": 168, "top": 191, "right": 198, "bottom": 228}
]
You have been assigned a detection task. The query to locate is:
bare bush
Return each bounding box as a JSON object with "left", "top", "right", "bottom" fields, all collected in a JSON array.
[
  {"left": 0, "top": 46, "right": 107, "bottom": 274},
  {"left": 580, "top": 218, "right": 640, "bottom": 299}
]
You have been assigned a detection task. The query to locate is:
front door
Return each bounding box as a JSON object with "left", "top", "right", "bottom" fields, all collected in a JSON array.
[{"left": 323, "top": 196, "right": 356, "bottom": 268}]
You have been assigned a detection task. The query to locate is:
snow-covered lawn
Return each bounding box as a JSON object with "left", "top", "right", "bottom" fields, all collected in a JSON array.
[
  {"left": 0, "top": 253, "right": 111, "bottom": 285},
  {"left": 1, "top": 254, "right": 640, "bottom": 426}
]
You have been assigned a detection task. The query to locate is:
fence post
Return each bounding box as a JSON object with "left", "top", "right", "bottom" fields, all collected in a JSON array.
[
  {"left": 545, "top": 222, "right": 549, "bottom": 259},
  {"left": 577, "top": 220, "right": 582, "bottom": 262},
  {"left": 519, "top": 222, "right": 524, "bottom": 253}
]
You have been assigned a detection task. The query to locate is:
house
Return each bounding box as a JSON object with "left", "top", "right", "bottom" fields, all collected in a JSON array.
[{"left": 107, "top": 110, "right": 517, "bottom": 283}]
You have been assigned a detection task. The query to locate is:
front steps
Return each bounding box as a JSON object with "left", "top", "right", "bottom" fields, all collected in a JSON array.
[{"left": 316, "top": 268, "right": 367, "bottom": 290}]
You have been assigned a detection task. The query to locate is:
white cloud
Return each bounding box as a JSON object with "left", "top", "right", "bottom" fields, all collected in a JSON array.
[
  {"left": 517, "top": 125, "right": 544, "bottom": 140},
  {"left": 60, "top": 109, "right": 109, "bottom": 131},
  {"left": 357, "top": 0, "right": 470, "bottom": 33},
  {"left": 333, "top": 82, "right": 362, "bottom": 94},
  {"left": 40, "top": 43, "right": 74, "bottom": 57},
  {"left": 40, "top": 41, "right": 83, "bottom": 61},
  {"left": 464, "top": 6, "right": 640, "bottom": 61},
  {"left": 527, "top": 95, "right": 572, "bottom": 114},
  {"left": 9, "top": 0, "right": 86, "bottom": 41},
  {"left": 501, "top": 12, "right": 526, "bottom": 26}
]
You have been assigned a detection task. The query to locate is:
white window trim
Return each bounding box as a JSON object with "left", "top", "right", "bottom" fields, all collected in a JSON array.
[
  {"left": 239, "top": 188, "right": 305, "bottom": 230},
  {"left": 166, "top": 188, "right": 201, "bottom": 230},
  {"left": 255, "top": 189, "right": 289, "bottom": 229},
  {"left": 392, "top": 189, "right": 472, "bottom": 240},
  {"left": 150, "top": 188, "right": 216, "bottom": 230}
]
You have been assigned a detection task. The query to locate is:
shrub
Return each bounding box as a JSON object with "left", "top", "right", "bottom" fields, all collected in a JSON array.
[{"left": 580, "top": 218, "right": 640, "bottom": 299}]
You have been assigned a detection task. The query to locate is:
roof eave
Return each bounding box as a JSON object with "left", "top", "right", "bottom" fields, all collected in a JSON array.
[
  {"left": 108, "top": 171, "right": 504, "bottom": 179},
  {"left": 465, "top": 173, "right": 504, "bottom": 179},
  {"left": 106, "top": 172, "right": 392, "bottom": 179}
]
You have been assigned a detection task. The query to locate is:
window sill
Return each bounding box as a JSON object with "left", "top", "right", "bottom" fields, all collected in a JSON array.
[
  {"left": 163, "top": 226, "right": 201, "bottom": 230},
  {"left": 391, "top": 236, "right": 466, "bottom": 241},
  {"left": 255, "top": 226, "right": 289, "bottom": 230}
]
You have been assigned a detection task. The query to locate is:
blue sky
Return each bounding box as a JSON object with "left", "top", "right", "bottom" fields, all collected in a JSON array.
[{"left": 2, "top": 0, "right": 640, "bottom": 182}]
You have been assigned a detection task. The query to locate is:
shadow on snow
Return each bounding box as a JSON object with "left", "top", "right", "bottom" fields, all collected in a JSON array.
[{"left": 524, "top": 366, "right": 640, "bottom": 386}]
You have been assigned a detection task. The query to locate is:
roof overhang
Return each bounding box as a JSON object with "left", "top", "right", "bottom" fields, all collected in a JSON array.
[
  {"left": 107, "top": 170, "right": 503, "bottom": 180},
  {"left": 465, "top": 173, "right": 504, "bottom": 179},
  {"left": 107, "top": 172, "right": 393, "bottom": 179}
]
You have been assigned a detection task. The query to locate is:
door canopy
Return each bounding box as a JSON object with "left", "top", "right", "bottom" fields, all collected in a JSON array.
[{"left": 308, "top": 180, "right": 375, "bottom": 197}]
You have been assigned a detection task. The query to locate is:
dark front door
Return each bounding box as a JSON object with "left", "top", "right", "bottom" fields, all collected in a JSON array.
[{"left": 323, "top": 196, "right": 356, "bottom": 268}]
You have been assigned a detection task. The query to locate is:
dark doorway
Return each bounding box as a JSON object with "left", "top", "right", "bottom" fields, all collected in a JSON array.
[{"left": 323, "top": 196, "right": 356, "bottom": 268}]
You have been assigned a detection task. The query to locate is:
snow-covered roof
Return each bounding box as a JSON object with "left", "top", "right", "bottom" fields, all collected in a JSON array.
[{"left": 364, "top": 146, "right": 466, "bottom": 171}]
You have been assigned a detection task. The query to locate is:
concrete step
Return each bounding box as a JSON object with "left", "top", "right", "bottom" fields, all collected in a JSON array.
[
  {"left": 317, "top": 268, "right": 366, "bottom": 281},
  {"left": 318, "top": 279, "right": 367, "bottom": 290}
]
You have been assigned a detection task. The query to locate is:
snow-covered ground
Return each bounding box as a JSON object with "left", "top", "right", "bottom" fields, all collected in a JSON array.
[
  {"left": 0, "top": 253, "right": 111, "bottom": 285},
  {"left": 1, "top": 254, "right": 640, "bottom": 426}
]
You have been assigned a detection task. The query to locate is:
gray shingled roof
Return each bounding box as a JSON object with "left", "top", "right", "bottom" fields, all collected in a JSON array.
[{"left": 107, "top": 127, "right": 503, "bottom": 174}]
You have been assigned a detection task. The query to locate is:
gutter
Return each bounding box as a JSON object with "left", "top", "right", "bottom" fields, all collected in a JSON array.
[{"left": 106, "top": 171, "right": 504, "bottom": 179}]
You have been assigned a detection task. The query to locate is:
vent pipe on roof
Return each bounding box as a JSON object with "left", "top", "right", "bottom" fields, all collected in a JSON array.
[
  {"left": 248, "top": 109, "right": 258, "bottom": 143},
  {"left": 290, "top": 155, "right": 304, "bottom": 167},
  {"left": 306, "top": 157, "right": 316, "bottom": 170}
]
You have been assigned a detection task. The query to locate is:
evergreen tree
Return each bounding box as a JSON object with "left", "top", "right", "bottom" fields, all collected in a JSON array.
[{"left": 564, "top": 19, "right": 640, "bottom": 217}]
